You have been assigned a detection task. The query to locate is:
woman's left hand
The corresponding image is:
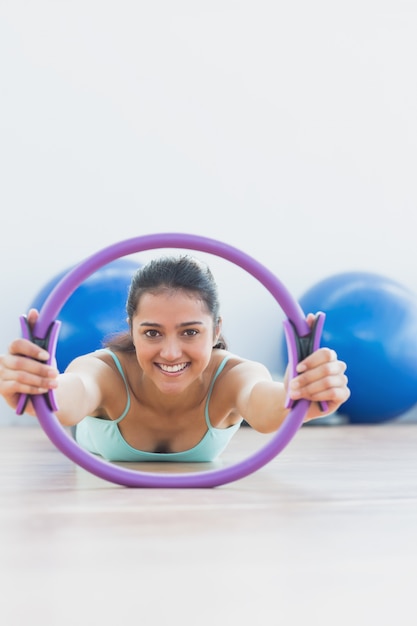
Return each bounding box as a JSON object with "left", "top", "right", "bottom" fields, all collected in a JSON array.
[{"left": 286, "top": 314, "right": 350, "bottom": 420}]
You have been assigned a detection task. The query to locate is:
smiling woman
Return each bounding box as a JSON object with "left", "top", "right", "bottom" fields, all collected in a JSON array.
[
  {"left": 74, "top": 257, "right": 243, "bottom": 462},
  {"left": 0, "top": 233, "right": 349, "bottom": 487}
]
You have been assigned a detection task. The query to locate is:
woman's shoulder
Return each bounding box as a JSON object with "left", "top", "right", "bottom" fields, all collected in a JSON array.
[
  {"left": 213, "top": 350, "right": 272, "bottom": 381},
  {"left": 65, "top": 348, "right": 133, "bottom": 379},
  {"left": 89, "top": 348, "right": 142, "bottom": 380},
  {"left": 208, "top": 351, "right": 273, "bottom": 422}
]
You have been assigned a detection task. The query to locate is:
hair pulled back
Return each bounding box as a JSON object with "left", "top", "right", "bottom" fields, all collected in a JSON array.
[{"left": 105, "top": 255, "right": 227, "bottom": 352}]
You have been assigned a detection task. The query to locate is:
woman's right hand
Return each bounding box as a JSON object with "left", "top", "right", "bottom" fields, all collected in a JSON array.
[{"left": 0, "top": 309, "right": 59, "bottom": 415}]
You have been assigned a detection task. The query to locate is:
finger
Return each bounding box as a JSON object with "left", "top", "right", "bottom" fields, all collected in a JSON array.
[
  {"left": 304, "top": 382, "right": 351, "bottom": 407},
  {"left": 0, "top": 379, "right": 51, "bottom": 397},
  {"left": 0, "top": 365, "right": 58, "bottom": 393},
  {"left": 8, "top": 337, "right": 50, "bottom": 361},
  {"left": 27, "top": 308, "right": 40, "bottom": 327},
  {"left": 290, "top": 371, "right": 349, "bottom": 401},
  {"left": 296, "top": 347, "right": 339, "bottom": 373},
  {"left": 305, "top": 312, "right": 316, "bottom": 328},
  {"left": 303, "top": 384, "right": 351, "bottom": 421},
  {"left": 1, "top": 353, "right": 58, "bottom": 384}
]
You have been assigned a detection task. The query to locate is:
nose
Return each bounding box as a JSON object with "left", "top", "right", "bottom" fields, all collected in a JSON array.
[{"left": 159, "top": 336, "right": 182, "bottom": 361}]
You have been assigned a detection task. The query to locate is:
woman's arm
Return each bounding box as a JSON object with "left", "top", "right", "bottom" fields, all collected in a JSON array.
[
  {"left": 52, "top": 357, "right": 108, "bottom": 426},
  {"left": 0, "top": 309, "right": 105, "bottom": 425},
  {"left": 231, "top": 347, "right": 349, "bottom": 433},
  {"left": 228, "top": 361, "right": 288, "bottom": 433}
]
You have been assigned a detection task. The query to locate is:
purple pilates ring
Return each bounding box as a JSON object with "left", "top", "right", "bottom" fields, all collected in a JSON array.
[{"left": 18, "top": 233, "right": 325, "bottom": 488}]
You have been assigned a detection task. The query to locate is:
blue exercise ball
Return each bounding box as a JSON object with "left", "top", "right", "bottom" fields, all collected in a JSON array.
[
  {"left": 288, "top": 271, "right": 417, "bottom": 424},
  {"left": 30, "top": 258, "right": 139, "bottom": 371}
]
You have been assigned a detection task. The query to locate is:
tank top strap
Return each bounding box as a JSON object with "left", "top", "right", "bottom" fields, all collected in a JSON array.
[
  {"left": 204, "top": 355, "right": 231, "bottom": 429},
  {"left": 101, "top": 349, "right": 131, "bottom": 423}
]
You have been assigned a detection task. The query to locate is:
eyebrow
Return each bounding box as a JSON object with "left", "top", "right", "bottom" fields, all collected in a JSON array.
[{"left": 139, "top": 321, "right": 205, "bottom": 328}]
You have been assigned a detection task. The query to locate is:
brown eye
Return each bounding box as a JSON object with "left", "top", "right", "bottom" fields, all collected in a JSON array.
[
  {"left": 145, "top": 330, "right": 161, "bottom": 338},
  {"left": 183, "top": 329, "right": 198, "bottom": 337}
]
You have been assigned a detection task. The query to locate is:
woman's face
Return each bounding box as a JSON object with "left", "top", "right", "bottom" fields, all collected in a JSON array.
[{"left": 131, "top": 289, "right": 220, "bottom": 395}]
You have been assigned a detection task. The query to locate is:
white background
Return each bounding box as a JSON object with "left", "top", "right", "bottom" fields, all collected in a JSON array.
[{"left": 1, "top": 1, "right": 416, "bottom": 424}]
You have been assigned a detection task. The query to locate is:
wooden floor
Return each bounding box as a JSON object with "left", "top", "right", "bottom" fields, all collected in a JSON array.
[{"left": 1, "top": 421, "right": 416, "bottom": 626}]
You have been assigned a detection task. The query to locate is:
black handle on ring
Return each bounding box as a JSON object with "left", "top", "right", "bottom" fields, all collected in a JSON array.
[
  {"left": 15, "top": 315, "right": 61, "bottom": 415},
  {"left": 283, "top": 312, "right": 328, "bottom": 412}
]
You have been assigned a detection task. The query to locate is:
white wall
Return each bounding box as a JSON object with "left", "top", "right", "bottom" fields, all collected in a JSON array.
[{"left": 1, "top": 1, "right": 416, "bottom": 424}]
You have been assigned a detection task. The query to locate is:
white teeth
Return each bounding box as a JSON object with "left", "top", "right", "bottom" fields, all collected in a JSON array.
[{"left": 159, "top": 363, "right": 187, "bottom": 373}]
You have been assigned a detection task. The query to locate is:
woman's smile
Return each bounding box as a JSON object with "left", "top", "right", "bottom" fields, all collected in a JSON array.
[{"left": 156, "top": 362, "right": 191, "bottom": 375}]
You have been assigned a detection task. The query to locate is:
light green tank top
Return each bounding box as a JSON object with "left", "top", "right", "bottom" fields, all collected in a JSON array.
[{"left": 75, "top": 351, "right": 242, "bottom": 462}]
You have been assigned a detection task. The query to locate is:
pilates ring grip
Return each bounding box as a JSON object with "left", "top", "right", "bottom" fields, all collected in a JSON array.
[{"left": 16, "top": 233, "right": 326, "bottom": 488}]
